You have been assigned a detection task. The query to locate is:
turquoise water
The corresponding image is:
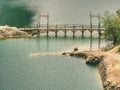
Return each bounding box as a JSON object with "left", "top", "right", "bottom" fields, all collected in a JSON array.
[{"left": 0, "top": 37, "right": 104, "bottom": 90}]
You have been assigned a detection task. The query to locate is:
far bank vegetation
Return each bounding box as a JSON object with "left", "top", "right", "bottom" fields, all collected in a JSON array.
[{"left": 102, "top": 10, "right": 120, "bottom": 45}]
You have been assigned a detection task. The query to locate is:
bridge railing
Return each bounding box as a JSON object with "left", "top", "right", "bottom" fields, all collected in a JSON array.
[{"left": 23, "top": 24, "right": 104, "bottom": 30}]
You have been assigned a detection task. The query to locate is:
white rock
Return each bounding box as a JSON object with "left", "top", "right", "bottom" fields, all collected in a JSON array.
[{"left": 0, "top": 25, "right": 29, "bottom": 38}]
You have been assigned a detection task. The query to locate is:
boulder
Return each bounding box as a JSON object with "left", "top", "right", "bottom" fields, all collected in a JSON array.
[
  {"left": 0, "top": 25, "right": 29, "bottom": 38},
  {"left": 62, "top": 52, "right": 67, "bottom": 55},
  {"left": 69, "top": 53, "right": 75, "bottom": 57},
  {"left": 74, "top": 47, "right": 78, "bottom": 51},
  {"left": 86, "top": 55, "right": 103, "bottom": 65}
]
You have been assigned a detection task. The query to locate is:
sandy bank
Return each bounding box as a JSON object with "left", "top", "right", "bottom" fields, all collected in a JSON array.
[{"left": 63, "top": 46, "right": 120, "bottom": 90}]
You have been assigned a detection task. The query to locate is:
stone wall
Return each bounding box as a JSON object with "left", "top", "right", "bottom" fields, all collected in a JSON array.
[
  {"left": 98, "top": 60, "right": 107, "bottom": 89},
  {"left": 67, "top": 51, "right": 120, "bottom": 90}
]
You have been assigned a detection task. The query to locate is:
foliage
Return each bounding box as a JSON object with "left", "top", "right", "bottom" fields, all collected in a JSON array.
[
  {"left": 116, "top": 9, "right": 120, "bottom": 17},
  {"left": 101, "top": 43, "right": 114, "bottom": 51},
  {"left": 117, "top": 47, "right": 120, "bottom": 52},
  {"left": 102, "top": 11, "right": 120, "bottom": 45}
]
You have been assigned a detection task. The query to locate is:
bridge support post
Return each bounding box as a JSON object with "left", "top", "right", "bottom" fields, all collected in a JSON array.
[
  {"left": 98, "top": 31, "right": 101, "bottom": 50},
  {"left": 81, "top": 25, "right": 84, "bottom": 38},
  {"left": 39, "top": 21, "right": 41, "bottom": 36},
  {"left": 37, "top": 23, "right": 40, "bottom": 37},
  {"left": 47, "top": 14, "right": 49, "bottom": 37},
  {"left": 73, "top": 24, "right": 75, "bottom": 38},
  {"left": 90, "top": 30, "right": 93, "bottom": 51},
  {"left": 55, "top": 24, "right": 58, "bottom": 37},
  {"left": 90, "top": 11, "right": 93, "bottom": 51},
  {"left": 98, "top": 13, "right": 101, "bottom": 50},
  {"left": 64, "top": 25, "right": 67, "bottom": 37},
  {"left": 29, "top": 25, "right": 33, "bottom": 35}
]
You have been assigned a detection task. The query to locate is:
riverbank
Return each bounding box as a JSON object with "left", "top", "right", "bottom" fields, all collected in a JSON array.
[
  {"left": 64, "top": 46, "right": 120, "bottom": 90},
  {"left": 0, "top": 26, "right": 31, "bottom": 39}
]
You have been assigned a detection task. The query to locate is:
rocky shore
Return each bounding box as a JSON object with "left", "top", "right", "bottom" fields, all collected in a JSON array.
[
  {"left": 63, "top": 47, "right": 120, "bottom": 90},
  {"left": 0, "top": 26, "right": 30, "bottom": 39}
]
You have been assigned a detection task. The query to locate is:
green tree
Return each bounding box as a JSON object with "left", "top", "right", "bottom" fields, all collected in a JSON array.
[
  {"left": 102, "top": 11, "right": 120, "bottom": 45},
  {"left": 116, "top": 9, "right": 120, "bottom": 17}
]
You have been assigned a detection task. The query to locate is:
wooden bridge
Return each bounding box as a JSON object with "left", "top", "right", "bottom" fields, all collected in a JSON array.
[{"left": 19, "top": 24, "right": 105, "bottom": 37}]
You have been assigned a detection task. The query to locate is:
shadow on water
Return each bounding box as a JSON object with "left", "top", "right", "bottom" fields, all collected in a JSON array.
[{"left": 86, "top": 63, "right": 98, "bottom": 68}]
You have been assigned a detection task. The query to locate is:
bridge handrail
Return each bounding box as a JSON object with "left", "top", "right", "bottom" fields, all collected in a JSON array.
[{"left": 26, "top": 24, "right": 104, "bottom": 29}]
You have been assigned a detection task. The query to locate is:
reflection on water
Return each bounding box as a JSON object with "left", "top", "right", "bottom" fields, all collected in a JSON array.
[{"left": 33, "top": 34, "right": 105, "bottom": 52}]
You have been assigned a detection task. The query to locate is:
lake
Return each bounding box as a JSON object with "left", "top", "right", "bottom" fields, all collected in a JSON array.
[
  {"left": 0, "top": 0, "right": 119, "bottom": 89},
  {"left": 0, "top": 36, "right": 105, "bottom": 90}
]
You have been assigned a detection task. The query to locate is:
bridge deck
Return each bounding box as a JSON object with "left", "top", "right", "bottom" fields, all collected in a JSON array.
[{"left": 19, "top": 28, "right": 105, "bottom": 31}]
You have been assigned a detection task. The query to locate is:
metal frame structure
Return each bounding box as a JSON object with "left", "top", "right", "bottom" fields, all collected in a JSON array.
[
  {"left": 38, "top": 13, "right": 49, "bottom": 37},
  {"left": 90, "top": 11, "right": 101, "bottom": 50}
]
